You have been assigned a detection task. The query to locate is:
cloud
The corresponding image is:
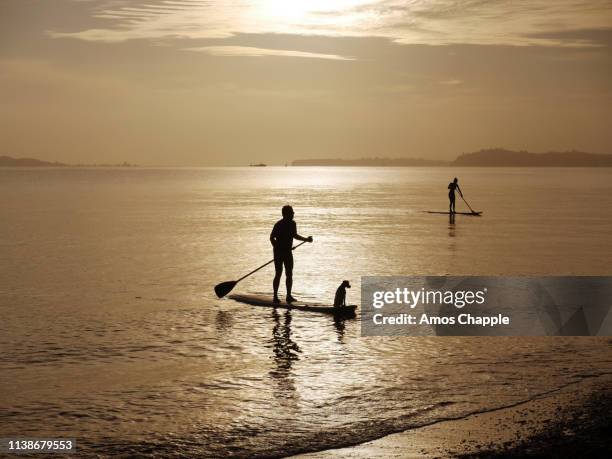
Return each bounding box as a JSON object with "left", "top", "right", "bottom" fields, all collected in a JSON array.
[
  {"left": 185, "top": 45, "right": 353, "bottom": 60},
  {"left": 49, "top": 0, "right": 612, "bottom": 48},
  {"left": 525, "top": 27, "right": 612, "bottom": 48},
  {"left": 439, "top": 79, "right": 463, "bottom": 85}
]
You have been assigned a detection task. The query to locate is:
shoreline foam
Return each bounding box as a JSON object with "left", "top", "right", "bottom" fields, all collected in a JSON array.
[{"left": 293, "top": 372, "right": 612, "bottom": 458}]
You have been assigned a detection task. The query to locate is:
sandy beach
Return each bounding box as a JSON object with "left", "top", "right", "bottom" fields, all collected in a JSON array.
[{"left": 295, "top": 371, "right": 612, "bottom": 458}]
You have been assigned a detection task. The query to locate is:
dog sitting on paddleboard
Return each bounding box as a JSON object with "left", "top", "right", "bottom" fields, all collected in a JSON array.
[{"left": 334, "top": 280, "right": 351, "bottom": 308}]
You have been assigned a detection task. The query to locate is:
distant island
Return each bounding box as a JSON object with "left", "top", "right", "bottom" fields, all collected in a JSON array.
[
  {"left": 0, "top": 156, "right": 138, "bottom": 167},
  {"left": 292, "top": 149, "right": 612, "bottom": 167},
  {"left": 453, "top": 149, "right": 612, "bottom": 167},
  {"left": 3, "top": 150, "right": 611, "bottom": 168},
  {"left": 292, "top": 157, "right": 447, "bottom": 167}
]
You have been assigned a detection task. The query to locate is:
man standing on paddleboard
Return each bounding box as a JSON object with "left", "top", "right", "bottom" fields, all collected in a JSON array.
[
  {"left": 270, "top": 205, "right": 313, "bottom": 304},
  {"left": 448, "top": 177, "right": 463, "bottom": 214}
]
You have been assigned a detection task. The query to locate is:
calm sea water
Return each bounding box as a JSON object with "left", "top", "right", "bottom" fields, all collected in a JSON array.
[{"left": 1, "top": 167, "right": 611, "bottom": 457}]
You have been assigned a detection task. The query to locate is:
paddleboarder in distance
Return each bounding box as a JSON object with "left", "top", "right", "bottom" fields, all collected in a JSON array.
[
  {"left": 270, "top": 205, "right": 313, "bottom": 304},
  {"left": 448, "top": 177, "right": 463, "bottom": 214}
]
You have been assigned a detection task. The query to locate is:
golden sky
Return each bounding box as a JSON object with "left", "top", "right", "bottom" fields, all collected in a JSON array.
[{"left": 1, "top": 0, "right": 611, "bottom": 165}]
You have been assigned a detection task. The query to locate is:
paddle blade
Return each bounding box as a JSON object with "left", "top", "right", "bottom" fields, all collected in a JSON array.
[{"left": 214, "top": 280, "right": 237, "bottom": 298}]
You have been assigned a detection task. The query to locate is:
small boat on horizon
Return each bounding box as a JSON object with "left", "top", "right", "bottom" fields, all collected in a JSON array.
[{"left": 249, "top": 163, "right": 267, "bottom": 167}]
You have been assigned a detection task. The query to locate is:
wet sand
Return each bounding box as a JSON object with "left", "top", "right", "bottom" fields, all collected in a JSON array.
[{"left": 295, "top": 372, "right": 612, "bottom": 458}]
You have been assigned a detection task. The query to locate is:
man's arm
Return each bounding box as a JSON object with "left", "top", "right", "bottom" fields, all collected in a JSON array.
[
  {"left": 270, "top": 225, "right": 277, "bottom": 247},
  {"left": 457, "top": 185, "right": 463, "bottom": 197},
  {"left": 293, "top": 222, "right": 313, "bottom": 242},
  {"left": 295, "top": 234, "right": 313, "bottom": 243}
]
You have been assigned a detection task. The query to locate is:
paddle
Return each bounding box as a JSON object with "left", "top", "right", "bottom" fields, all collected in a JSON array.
[
  {"left": 460, "top": 194, "right": 481, "bottom": 215},
  {"left": 214, "top": 241, "right": 308, "bottom": 298}
]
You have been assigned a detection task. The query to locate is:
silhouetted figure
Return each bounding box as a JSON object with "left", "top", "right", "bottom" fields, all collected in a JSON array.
[
  {"left": 448, "top": 177, "right": 463, "bottom": 214},
  {"left": 334, "top": 280, "right": 351, "bottom": 307},
  {"left": 270, "top": 205, "right": 313, "bottom": 303}
]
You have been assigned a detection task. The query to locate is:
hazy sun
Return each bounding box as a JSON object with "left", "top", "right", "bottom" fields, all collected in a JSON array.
[
  {"left": 262, "top": 0, "right": 310, "bottom": 22},
  {"left": 256, "top": 0, "right": 370, "bottom": 29}
]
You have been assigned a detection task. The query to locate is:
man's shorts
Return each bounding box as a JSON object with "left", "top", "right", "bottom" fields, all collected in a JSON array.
[{"left": 273, "top": 250, "right": 293, "bottom": 274}]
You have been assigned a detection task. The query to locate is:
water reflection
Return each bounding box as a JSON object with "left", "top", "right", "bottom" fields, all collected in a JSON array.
[
  {"left": 448, "top": 213, "right": 456, "bottom": 237},
  {"left": 215, "top": 310, "right": 233, "bottom": 332},
  {"left": 269, "top": 308, "right": 300, "bottom": 401},
  {"left": 333, "top": 316, "right": 347, "bottom": 343}
]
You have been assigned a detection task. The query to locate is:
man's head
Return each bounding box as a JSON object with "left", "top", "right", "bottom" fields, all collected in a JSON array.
[
  {"left": 341, "top": 280, "right": 351, "bottom": 289},
  {"left": 282, "top": 205, "right": 294, "bottom": 220},
  {"left": 453, "top": 177, "right": 458, "bottom": 183}
]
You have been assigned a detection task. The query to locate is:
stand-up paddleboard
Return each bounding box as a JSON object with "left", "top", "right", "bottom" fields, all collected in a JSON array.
[
  {"left": 229, "top": 294, "right": 357, "bottom": 316},
  {"left": 425, "top": 211, "right": 482, "bottom": 216}
]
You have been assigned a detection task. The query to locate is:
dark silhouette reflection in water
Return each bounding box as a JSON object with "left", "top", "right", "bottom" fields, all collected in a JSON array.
[
  {"left": 269, "top": 308, "right": 300, "bottom": 401},
  {"left": 447, "top": 213, "right": 457, "bottom": 263},
  {"left": 215, "top": 310, "right": 234, "bottom": 332},
  {"left": 448, "top": 212, "right": 456, "bottom": 237},
  {"left": 333, "top": 316, "right": 347, "bottom": 344}
]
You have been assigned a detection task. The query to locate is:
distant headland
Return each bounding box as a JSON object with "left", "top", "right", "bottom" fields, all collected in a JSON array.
[
  {"left": 453, "top": 149, "right": 612, "bottom": 167},
  {"left": 292, "top": 157, "right": 447, "bottom": 167},
  {"left": 3, "top": 150, "right": 611, "bottom": 168},
  {"left": 293, "top": 148, "right": 612, "bottom": 167},
  {"left": 0, "top": 156, "right": 138, "bottom": 167}
]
